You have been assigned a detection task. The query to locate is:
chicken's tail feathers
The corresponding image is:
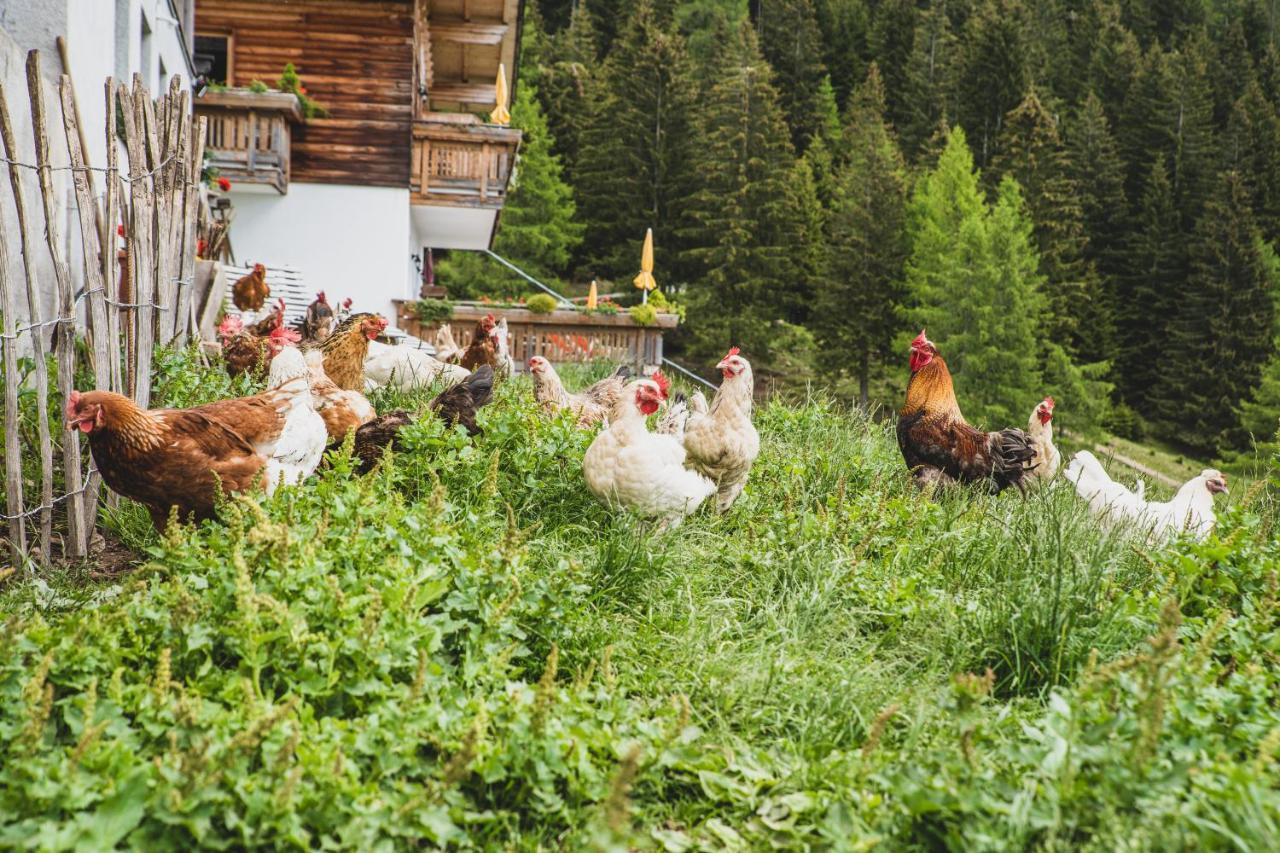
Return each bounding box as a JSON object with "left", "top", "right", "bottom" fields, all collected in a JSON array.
[
  {"left": 434, "top": 365, "right": 495, "bottom": 412},
  {"left": 611, "top": 364, "right": 632, "bottom": 381},
  {"left": 656, "top": 393, "right": 690, "bottom": 438},
  {"left": 689, "top": 391, "right": 710, "bottom": 415},
  {"left": 1134, "top": 479, "right": 1145, "bottom": 501}
]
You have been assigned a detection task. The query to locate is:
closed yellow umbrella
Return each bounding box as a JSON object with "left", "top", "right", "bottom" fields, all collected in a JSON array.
[
  {"left": 586, "top": 279, "right": 598, "bottom": 309},
  {"left": 633, "top": 228, "right": 656, "bottom": 303},
  {"left": 491, "top": 63, "right": 511, "bottom": 125}
]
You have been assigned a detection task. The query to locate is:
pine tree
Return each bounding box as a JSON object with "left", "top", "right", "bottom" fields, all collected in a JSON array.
[
  {"left": 757, "top": 0, "right": 830, "bottom": 152},
  {"left": 814, "top": 0, "right": 871, "bottom": 106},
  {"left": 991, "top": 90, "right": 1096, "bottom": 357},
  {"left": 1225, "top": 79, "right": 1280, "bottom": 243},
  {"left": 1157, "top": 171, "right": 1277, "bottom": 452},
  {"left": 954, "top": 0, "right": 1031, "bottom": 167},
  {"left": 1064, "top": 92, "right": 1128, "bottom": 363},
  {"left": 574, "top": 1, "right": 699, "bottom": 280},
  {"left": 905, "top": 128, "right": 1045, "bottom": 427},
  {"left": 438, "top": 83, "right": 583, "bottom": 296},
  {"left": 1085, "top": 0, "right": 1143, "bottom": 127},
  {"left": 900, "top": 2, "right": 958, "bottom": 160},
  {"left": 680, "top": 21, "right": 803, "bottom": 360},
  {"left": 1235, "top": 242, "right": 1280, "bottom": 462},
  {"left": 1212, "top": 18, "right": 1254, "bottom": 126},
  {"left": 1112, "top": 157, "right": 1182, "bottom": 412},
  {"left": 536, "top": 1, "right": 600, "bottom": 185},
  {"left": 816, "top": 64, "right": 908, "bottom": 406},
  {"left": 867, "top": 0, "right": 919, "bottom": 136}
]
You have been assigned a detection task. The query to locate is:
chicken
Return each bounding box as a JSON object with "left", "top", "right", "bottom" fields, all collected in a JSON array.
[
  {"left": 897, "top": 329, "right": 1037, "bottom": 493},
  {"left": 667, "top": 348, "right": 760, "bottom": 512},
  {"left": 460, "top": 313, "right": 499, "bottom": 372},
  {"left": 364, "top": 340, "right": 471, "bottom": 391},
  {"left": 297, "top": 291, "right": 336, "bottom": 342},
  {"left": 232, "top": 262, "right": 270, "bottom": 315},
  {"left": 430, "top": 365, "right": 495, "bottom": 436},
  {"left": 1063, "top": 451, "right": 1227, "bottom": 541},
  {"left": 65, "top": 355, "right": 323, "bottom": 530},
  {"left": 493, "top": 318, "right": 514, "bottom": 379},
  {"left": 434, "top": 324, "right": 463, "bottom": 364},
  {"left": 583, "top": 374, "right": 716, "bottom": 528},
  {"left": 320, "top": 313, "right": 388, "bottom": 391},
  {"left": 258, "top": 347, "right": 328, "bottom": 490},
  {"left": 528, "top": 357, "right": 630, "bottom": 427},
  {"left": 218, "top": 314, "right": 300, "bottom": 381},
  {"left": 303, "top": 348, "right": 376, "bottom": 443},
  {"left": 1026, "top": 396, "right": 1060, "bottom": 483},
  {"left": 248, "top": 298, "right": 288, "bottom": 338},
  {"left": 351, "top": 367, "right": 495, "bottom": 473}
]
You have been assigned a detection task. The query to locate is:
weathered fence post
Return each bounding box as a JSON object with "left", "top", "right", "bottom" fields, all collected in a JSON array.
[{"left": 26, "top": 50, "right": 87, "bottom": 559}]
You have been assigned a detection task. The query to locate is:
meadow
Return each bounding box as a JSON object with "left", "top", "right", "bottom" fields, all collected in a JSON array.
[{"left": 1, "top": 350, "right": 1278, "bottom": 849}]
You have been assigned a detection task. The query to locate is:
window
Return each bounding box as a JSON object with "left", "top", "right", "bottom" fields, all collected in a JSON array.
[
  {"left": 194, "top": 33, "right": 231, "bottom": 86},
  {"left": 140, "top": 13, "right": 153, "bottom": 88}
]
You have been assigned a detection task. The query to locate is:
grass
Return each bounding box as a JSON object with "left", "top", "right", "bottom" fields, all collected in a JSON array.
[{"left": 1, "top": 352, "right": 1279, "bottom": 849}]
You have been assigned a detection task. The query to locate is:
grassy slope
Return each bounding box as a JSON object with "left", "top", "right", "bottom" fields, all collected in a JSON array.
[{"left": 2, "top": 353, "right": 1278, "bottom": 849}]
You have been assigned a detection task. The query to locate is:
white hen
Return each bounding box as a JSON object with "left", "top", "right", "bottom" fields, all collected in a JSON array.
[
  {"left": 363, "top": 339, "right": 470, "bottom": 391},
  {"left": 1026, "top": 396, "right": 1060, "bottom": 483},
  {"left": 583, "top": 375, "right": 716, "bottom": 528},
  {"left": 263, "top": 347, "right": 328, "bottom": 492},
  {"left": 1064, "top": 450, "right": 1227, "bottom": 541}
]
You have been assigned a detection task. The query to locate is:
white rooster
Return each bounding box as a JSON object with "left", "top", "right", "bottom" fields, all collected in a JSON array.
[
  {"left": 583, "top": 373, "right": 716, "bottom": 528},
  {"left": 363, "top": 339, "right": 470, "bottom": 392},
  {"left": 263, "top": 347, "right": 328, "bottom": 491},
  {"left": 1064, "top": 450, "right": 1228, "bottom": 541}
]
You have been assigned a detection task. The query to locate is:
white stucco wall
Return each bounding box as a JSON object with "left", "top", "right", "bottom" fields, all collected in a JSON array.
[{"left": 228, "top": 183, "right": 416, "bottom": 322}]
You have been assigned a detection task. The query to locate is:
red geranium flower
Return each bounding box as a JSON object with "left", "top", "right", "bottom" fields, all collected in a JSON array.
[
  {"left": 116, "top": 224, "right": 124, "bottom": 236},
  {"left": 299, "top": 86, "right": 308, "bottom": 95},
  {"left": 197, "top": 238, "right": 208, "bottom": 256},
  {"left": 217, "top": 177, "right": 231, "bottom": 192}
]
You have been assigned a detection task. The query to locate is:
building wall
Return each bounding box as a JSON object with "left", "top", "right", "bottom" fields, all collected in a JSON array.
[
  {"left": 228, "top": 183, "right": 415, "bottom": 320},
  {"left": 195, "top": 0, "right": 414, "bottom": 188}
]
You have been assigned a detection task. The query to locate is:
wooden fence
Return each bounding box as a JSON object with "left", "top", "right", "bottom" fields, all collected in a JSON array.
[{"left": 0, "top": 50, "right": 205, "bottom": 568}]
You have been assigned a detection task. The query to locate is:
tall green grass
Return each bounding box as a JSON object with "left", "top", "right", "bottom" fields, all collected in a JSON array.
[{"left": 1, "top": 351, "right": 1277, "bottom": 849}]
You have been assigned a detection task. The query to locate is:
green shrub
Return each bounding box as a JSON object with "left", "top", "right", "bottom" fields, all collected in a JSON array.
[
  {"left": 525, "top": 293, "right": 559, "bottom": 314},
  {"left": 628, "top": 303, "right": 657, "bottom": 326},
  {"left": 413, "top": 297, "right": 454, "bottom": 325}
]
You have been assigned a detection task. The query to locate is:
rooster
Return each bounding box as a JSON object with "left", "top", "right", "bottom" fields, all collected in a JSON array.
[
  {"left": 528, "top": 357, "right": 630, "bottom": 427},
  {"left": 583, "top": 373, "right": 716, "bottom": 528},
  {"left": 1064, "top": 451, "right": 1227, "bottom": 541},
  {"left": 297, "top": 291, "right": 336, "bottom": 342},
  {"left": 364, "top": 340, "right": 471, "bottom": 391},
  {"left": 352, "top": 367, "right": 495, "bottom": 473},
  {"left": 231, "top": 262, "right": 269, "bottom": 315},
  {"left": 669, "top": 347, "right": 760, "bottom": 513},
  {"left": 218, "top": 314, "right": 300, "bottom": 380},
  {"left": 320, "top": 313, "right": 387, "bottom": 391},
  {"left": 460, "top": 313, "right": 499, "bottom": 372},
  {"left": 66, "top": 349, "right": 324, "bottom": 531},
  {"left": 897, "top": 329, "right": 1036, "bottom": 493},
  {"left": 1026, "top": 396, "right": 1060, "bottom": 483}
]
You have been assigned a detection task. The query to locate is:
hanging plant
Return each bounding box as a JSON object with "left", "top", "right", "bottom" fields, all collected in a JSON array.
[{"left": 278, "top": 63, "right": 329, "bottom": 118}]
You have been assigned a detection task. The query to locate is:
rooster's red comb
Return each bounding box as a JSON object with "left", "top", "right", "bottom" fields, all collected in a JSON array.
[
  {"left": 270, "top": 326, "right": 301, "bottom": 344},
  {"left": 316, "top": 290, "right": 327, "bottom": 303},
  {"left": 651, "top": 370, "right": 670, "bottom": 400},
  {"left": 1043, "top": 396, "right": 1055, "bottom": 409},
  {"left": 911, "top": 328, "right": 928, "bottom": 348},
  {"left": 342, "top": 297, "right": 352, "bottom": 309},
  {"left": 723, "top": 346, "right": 741, "bottom": 360}
]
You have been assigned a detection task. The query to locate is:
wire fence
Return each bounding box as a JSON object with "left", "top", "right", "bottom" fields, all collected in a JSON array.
[{"left": 0, "top": 51, "right": 206, "bottom": 569}]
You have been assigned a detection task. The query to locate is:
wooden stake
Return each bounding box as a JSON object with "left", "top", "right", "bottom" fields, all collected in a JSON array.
[
  {"left": 26, "top": 50, "right": 86, "bottom": 558},
  {"left": 103, "top": 79, "right": 122, "bottom": 394}
]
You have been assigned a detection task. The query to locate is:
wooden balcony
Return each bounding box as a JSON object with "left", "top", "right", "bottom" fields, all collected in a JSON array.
[
  {"left": 194, "top": 90, "right": 303, "bottom": 194},
  {"left": 410, "top": 116, "right": 521, "bottom": 208}
]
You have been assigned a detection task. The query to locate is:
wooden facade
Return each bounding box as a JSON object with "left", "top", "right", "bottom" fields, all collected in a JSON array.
[
  {"left": 196, "top": 0, "right": 417, "bottom": 187},
  {"left": 196, "top": 90, "right": 302, "bottom": 193}
]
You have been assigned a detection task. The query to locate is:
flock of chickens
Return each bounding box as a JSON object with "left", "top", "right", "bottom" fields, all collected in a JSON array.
[{"left": 61, "top": 267, "right": 1227, "bottom": 543}]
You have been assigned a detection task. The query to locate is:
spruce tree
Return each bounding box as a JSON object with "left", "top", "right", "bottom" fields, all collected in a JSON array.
[
  {"left": 1157, "top": 171, "right": 1276, "bottom": 452},
  {"left": 680, "top": 21, "right": 803, "bottom": 360},
  {"left": 757, "top": 0, "right": 830, "bottom": 152},
  {"left": 905, "top": 128, "right": 1045, "bottom": 427},
  {"left": 816, "top": 64, "right": 908, "bottom": 406},
  {"left": 574, "top": 1, "right": 698, "bottom": 280},
  {"left": 991, "top": 91, "right": 1096, "bottom": 357},
  {"left": 900, "top": 2, "right": 958, "bottom": 161},
  {"left": 536, "top": 0, "right": 600, "bottom": 184},
  {"left": 867, "top": 0, "right": 919, "bottom": 136},
  {"left": 438, "top": 83, "right": 583, "bottom": 296},
  {"left": 1064, "top": 93, "right": 1128, "bottom": 363},
  {"left": 1235, "top": 242, "right": 1280, "bottom": 462},
  {"left": 1225, "top": 79, "right": 1280, "bottom": 243},
  {"left": 1113, "top": 156, "right": 1182, "bottom": 412},
  {"left": 1085, "top": 0, "right": 1142, "bottom": 127},
  {"left": 954, "top": 0, "right": 1031, "bottom": 167},
  {"left": 814, "top": 0, "right": 871, "bottom": 106}
]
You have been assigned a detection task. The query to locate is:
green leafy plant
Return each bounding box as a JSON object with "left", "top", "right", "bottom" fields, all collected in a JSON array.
[
  {"left": 526, "top": 293, "right": 559, "bottom": 314},
  {"left": 277, "top": 62, "right": 329, "bottom": 118},
  {"left": 628, "top": 303, "right": 658, "bottom": 326},
  {"left": 247, "top": 79, "right": 270, "bottom": 94},
  {"left": 413, "top": 297, "right": 455, "bottom": 325}
]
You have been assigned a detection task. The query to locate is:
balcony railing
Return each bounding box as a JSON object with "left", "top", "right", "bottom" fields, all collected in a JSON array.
[
  {"left": 194, "top": 90, "right": 303, "bottom": 195},
  {"left": 410, "top": 115, "right": 521, "bottom": 208}
]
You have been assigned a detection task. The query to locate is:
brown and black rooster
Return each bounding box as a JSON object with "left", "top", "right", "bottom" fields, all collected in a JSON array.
[
  {"left": 897, "top": 329, "right": 1036, "bottom": 493},
  {"left": 319, "top": 313, "right": 387, "bottom": 391},
  {"left": 353, "top": 366, "right": 495, "bottom": 473}
]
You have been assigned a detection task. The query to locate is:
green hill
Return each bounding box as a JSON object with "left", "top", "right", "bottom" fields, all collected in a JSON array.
[{"left": 1, "top": 352, "right": 1278, "bottom": 848}]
